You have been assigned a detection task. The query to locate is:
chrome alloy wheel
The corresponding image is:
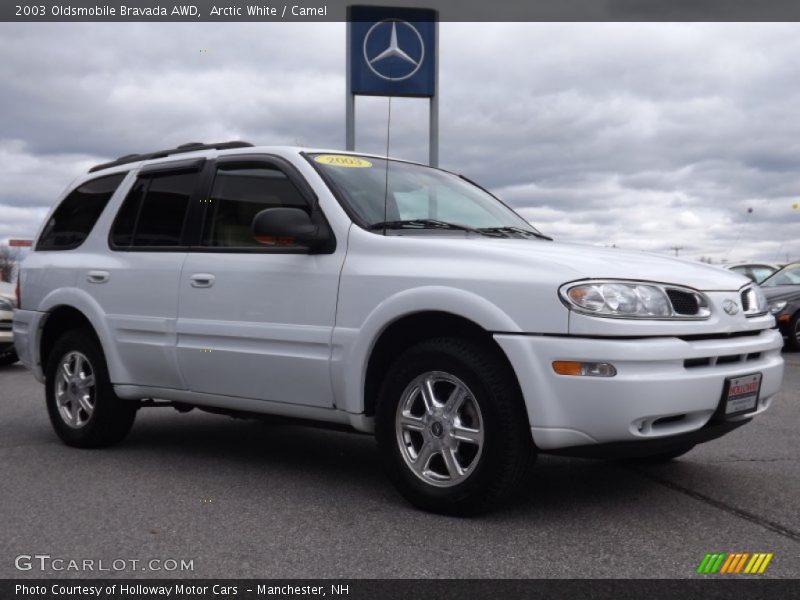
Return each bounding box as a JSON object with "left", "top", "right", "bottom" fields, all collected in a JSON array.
[
  {"left": 795, "top": 317, "right": 800, "bottom": 344},
  {"left": 395, "top": 371, "right": 484, "bottom": 488},
  {"left": 55, "top": 351, "right": 96, "bottom": 429}
]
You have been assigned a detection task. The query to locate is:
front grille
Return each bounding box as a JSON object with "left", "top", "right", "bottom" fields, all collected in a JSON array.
[
  {"left": 666, "top": 289, "right": 700, "bottom": 315},
  {"left": 0, "top": 320, "right": 11, "bottom": 331}
]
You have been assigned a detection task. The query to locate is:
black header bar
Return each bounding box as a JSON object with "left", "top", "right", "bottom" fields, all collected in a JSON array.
[{"left": 4, "top": 0, "right": 800, "bottom": 22}]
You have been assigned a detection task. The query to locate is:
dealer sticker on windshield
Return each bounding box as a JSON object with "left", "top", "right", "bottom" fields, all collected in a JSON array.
[
  {"left": 314, "top": 154, "right": 372, "bottom": 168},
  {"left": 723, "top": 373, "right": 762, "bottom": 416}
]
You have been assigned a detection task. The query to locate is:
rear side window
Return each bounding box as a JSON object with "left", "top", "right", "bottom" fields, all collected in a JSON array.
[
  {"left": 37, "top": 173, "right": 126, "bottom": 250},
  {"left": 201, "top": 165, "right": 309, "bottom": 247},
  {"left": 110, "top": 171, "right": 198, "bottom": 249}
]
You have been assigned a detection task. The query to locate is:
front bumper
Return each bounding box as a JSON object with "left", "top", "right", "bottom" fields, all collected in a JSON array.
[{"left": 495, "top": 328, "right": 784, "bottom": 451}]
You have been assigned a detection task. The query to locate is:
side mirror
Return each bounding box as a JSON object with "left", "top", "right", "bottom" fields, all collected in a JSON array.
[{"left": 251, "top": 207, "right": 324, "bottom": 249}]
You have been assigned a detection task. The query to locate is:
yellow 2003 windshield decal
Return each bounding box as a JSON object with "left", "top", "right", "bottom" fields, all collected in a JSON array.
[{"left": 314, "top": 155, "right": 373, "bottom": 168}]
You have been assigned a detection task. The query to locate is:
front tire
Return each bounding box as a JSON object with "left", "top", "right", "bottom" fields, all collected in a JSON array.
[
  {"left": 45, "top": 330, "right": 137, "bottom": 448},
  {"left": 375, "top": 338, "right": 534, "bottom": 515}
]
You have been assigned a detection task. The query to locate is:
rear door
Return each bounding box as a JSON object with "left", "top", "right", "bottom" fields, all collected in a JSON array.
[
  {"left": 91, "top": 158, "right": 207, "bottom": 389},
  {"left": 176, "top": 155, "right": 344, "bottom": 407}
]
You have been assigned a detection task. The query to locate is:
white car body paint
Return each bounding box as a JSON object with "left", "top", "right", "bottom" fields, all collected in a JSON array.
[{"left": 14, "top": 146, "right": 785, "bottom": 450}]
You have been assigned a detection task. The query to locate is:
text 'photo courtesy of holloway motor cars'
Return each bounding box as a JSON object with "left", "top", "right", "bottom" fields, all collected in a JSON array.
[{"left": 12, "top": 142, "right": 784, "bottom": 515}]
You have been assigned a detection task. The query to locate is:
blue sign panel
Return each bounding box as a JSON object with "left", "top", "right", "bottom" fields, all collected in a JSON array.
[{"left": 349, "top": 5, "right": 437, "bottom": 98}]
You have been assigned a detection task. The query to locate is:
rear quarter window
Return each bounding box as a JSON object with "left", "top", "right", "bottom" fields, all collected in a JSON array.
[{"left": 37, "top": 173, "right": 127, "bottom": 250}]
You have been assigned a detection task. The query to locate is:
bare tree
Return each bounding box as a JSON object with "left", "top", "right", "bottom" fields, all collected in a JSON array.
[{"left": 0, "top": 246, "right": 19, "bottom": 282}]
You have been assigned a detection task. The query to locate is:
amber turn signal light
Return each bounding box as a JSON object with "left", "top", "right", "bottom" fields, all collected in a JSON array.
[{"left": 552, "top": 361, "right": 617, "bottom": 377}]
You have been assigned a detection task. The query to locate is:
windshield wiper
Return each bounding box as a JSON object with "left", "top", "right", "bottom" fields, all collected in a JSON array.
[
  {"left": 369, "top": 219, "right": 482, "bottom": 234},
  {"left": 478, "top": 226, "right": 552, "bottom": 240}
]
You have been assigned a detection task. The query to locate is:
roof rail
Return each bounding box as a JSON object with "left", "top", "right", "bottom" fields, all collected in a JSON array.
[{"left": 88, "top": 141, "right": 255, "bottom": 173}]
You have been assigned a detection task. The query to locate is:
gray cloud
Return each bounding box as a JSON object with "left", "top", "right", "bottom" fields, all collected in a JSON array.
[{"left": 1, "top": 22, "right": 799, "bottom": 262}]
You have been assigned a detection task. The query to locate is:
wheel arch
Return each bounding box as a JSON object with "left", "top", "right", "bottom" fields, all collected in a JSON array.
[
  {"left": 37, "top": 288, "right": 127, "bottom": 383},
  {"left": 333, "top": 286, "right": 527, "bottom": 422},
  {"left": 362, "top": 311, "right": 525, "bottom": 421}
]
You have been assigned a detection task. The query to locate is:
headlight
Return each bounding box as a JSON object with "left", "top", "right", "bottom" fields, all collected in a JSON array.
[
  {"left": 769, "top": 300, "right": 787, "bottom": 315},
  {"left": 0, "top": 297, "right": 14, "bottom": 311},
  {"left": 742, "top": 285, "right": 769, "bottom": 317},
  {"left": 560, "top": 280, "right": 710, "bottom": 319}
]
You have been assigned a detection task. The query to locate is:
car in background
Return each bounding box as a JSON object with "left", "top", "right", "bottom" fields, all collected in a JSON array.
[
  {"left": 761, "top": 263, "right": 800, "bottom": 350},
  {"left": 725, "top": 263, "right": 780, "bottom": 284},
  {"left": 0, "top": 281, "right": 18, "bottom": 365}
]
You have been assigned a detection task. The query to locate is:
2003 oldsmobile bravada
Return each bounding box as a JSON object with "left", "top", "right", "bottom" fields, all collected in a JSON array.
[{"left": 13, "top": 141, "right": 784, "bottom": 514}]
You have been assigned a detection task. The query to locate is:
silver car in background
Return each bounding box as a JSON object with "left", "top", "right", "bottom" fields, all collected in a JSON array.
[{"left": 0, "top": 282, "right": 18, "bottom": 365}]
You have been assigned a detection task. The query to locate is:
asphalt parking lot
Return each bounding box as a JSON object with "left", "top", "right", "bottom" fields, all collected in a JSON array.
[{"left": 1, "top": 354, "right": 798, "bottom": 579}]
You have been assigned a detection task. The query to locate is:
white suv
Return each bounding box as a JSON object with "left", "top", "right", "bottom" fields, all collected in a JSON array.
[{"left": 13, "top": 141, "right": 784, "bottom": 514}]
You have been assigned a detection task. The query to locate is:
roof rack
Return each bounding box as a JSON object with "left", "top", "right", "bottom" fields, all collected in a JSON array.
[{"left": 88, "top": 141, "right": 255, "bottom": 173}]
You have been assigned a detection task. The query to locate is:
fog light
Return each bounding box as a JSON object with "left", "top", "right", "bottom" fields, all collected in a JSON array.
[{"left": 552, "top": 361, "right": 617, "bottom": 377}]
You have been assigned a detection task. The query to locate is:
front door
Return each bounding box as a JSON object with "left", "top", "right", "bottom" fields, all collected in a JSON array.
[{"left": 176, "top": 156, "right": 344, "bottom": 408}]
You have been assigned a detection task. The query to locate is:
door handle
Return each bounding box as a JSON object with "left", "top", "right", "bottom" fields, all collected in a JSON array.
[
  {"left": 190, "top": 273, "right": 215, "bottom": 288},
  {"left": 87, "top": 270, "right": 110, "bottom": 284}
]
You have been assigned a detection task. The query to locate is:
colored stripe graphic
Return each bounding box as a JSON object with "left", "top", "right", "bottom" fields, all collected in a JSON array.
[
  {"left": 697, "top": 554, "right": 712, "bottom": 574},
  {"left": 758, "top": 554, "right": 773, "bottom": 574},
  {"left": 745, "top": 554, "right": 761, "bottom": 573},
  {"left": 734, "top": 553, "right": 749, "bottom": 573},
  {"left": 720, "top": 553, "right": 736, "bottom": 574},
  {"left": 710, "top": 553, "right": 726, "bottom": 573},
  {"left": 697, "top": 552, "right": 772, "bottom": 575}
]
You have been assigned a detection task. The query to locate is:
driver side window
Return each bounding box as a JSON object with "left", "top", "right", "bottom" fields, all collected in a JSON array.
[{"left": 201, "top": 164, "right": 310, "bottom": 248}]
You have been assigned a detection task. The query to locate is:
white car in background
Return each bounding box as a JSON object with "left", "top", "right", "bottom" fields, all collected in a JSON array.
[
  {"left": 13, "top": 142, "right": 785, "bottom": 514},
  {"left": 0, "top": 281, "right": 18, "bottom": 365}
]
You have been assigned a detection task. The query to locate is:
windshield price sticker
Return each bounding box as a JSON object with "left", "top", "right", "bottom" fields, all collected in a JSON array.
[{"left": 314, "top": 155, "right": 373, "bottom": 168}]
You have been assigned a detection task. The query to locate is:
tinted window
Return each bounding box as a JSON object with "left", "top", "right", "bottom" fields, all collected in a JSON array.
[
  {"left": 37, "top": 173, "right": 126, "bottom": 250},
  {"left": 201, "top": 165, "right": 309, "bottom": 247},
  {"left": 110, "top": 179, "right": 146, "bottom": 247},
  {"left": 111, "top": 172, "right": 197, "bottom": 248}
]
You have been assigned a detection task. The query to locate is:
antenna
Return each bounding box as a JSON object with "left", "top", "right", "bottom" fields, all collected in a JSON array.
[{"left": 382, "top": 96, "right": 393, "bottom": 236}]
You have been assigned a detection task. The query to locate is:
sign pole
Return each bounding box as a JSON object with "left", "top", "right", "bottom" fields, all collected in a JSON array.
[
  {"left": 428, "top": 20, "right": 439, "bottom": 167},
  {"left": 345, "top": 19, "right": 355, "bottom": 151}
]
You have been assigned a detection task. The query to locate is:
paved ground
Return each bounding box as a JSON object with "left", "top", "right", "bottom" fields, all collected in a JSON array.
[{"left": 0, "top": 353, "right": 798, "bottom": 579}]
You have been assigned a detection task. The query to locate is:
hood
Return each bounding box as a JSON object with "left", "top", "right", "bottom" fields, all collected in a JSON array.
[
  {"left": 410, "top": 237, "right": 752, "bottom": 291},
  {"left": 762, "top": 284, "right": 800, "bottom": 302}
]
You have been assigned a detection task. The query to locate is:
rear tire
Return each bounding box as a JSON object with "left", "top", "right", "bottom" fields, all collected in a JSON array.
[
  {"left": 375, "top": 337, "right": 534, "bottom": 516},
  {"left": 45, "top": 330, "right": 137, "bottom": 448}
]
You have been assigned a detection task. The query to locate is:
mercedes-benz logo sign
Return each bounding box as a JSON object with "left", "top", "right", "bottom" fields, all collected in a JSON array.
[
  {"left": 723, "top": 299, "right": 740, "bottom": 316},
  {"left": 363, "top": 19, "right": 425, "bottom": 82}
]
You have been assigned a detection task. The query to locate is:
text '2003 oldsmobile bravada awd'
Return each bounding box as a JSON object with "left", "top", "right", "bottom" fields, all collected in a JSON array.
[{"left": 13, "top": 141, "right": 784, "bottom": 514}]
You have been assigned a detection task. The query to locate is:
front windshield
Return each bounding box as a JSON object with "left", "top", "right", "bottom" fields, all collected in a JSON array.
[
  {"left": 762, "top": 264, "right": 800, "bottom": 286},
  {"left": 310, "top": 153, "right": 543, "bottom": 237}
]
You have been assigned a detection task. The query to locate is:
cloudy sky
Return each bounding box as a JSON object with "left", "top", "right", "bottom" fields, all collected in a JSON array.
[{"left": 1, "top": 22, "right": 799, "bottom": 262}]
